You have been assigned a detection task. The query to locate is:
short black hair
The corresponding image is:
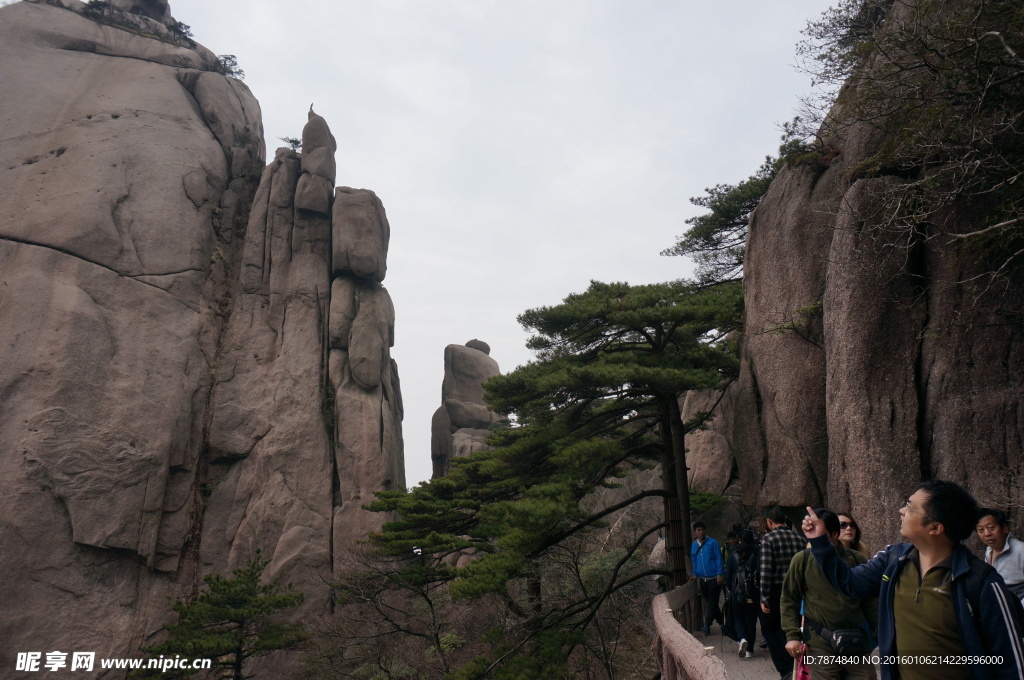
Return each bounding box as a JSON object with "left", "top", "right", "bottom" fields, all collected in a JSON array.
[
  {"left": 815, "top": 508, "right": 840, "bottom": 536},
  {"left": 978, "top": 508, "right": 1010, "bottom": 527},
  {"left": 692, "top": 521, "right": 706, "bottom": 530},
  {"left": 727, "top": 530, "right": 738, "bottom": 539},
  {"left": 918, "top": 480, "right": 980, "bottom": 543},
  {"left": 763, "top": 505, "right": 790, "bottom": 528}
]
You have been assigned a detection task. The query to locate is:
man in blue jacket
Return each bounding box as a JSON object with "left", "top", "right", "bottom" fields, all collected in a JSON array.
[
  {"left": 802, "top": 480, "right": 1024, "bottom": 680},
  {"left": 692, "top": 521, "right": 724, "bottom": 635}
]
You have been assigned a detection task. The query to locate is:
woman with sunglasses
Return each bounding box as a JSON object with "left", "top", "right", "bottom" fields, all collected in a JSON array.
[
  {"left": 837, "top": 513, "right": 870, "bottom": 558},
  {"left": 836, "top": 512, "right": 877, "bottom": 652}
]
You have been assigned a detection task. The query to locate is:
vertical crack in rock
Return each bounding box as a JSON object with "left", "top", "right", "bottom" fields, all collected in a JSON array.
[
  {"left": 110, "top": 183, "right": 144, "bottom": 273},
  {"left": 752, "top": 366, "right": 769, "bottom": 489},
  {"left": 317, "top": 278, "right": 338, "bottom": 593},
  {"left": 909, "top": 226, "right": 934, "bottom": 482}
]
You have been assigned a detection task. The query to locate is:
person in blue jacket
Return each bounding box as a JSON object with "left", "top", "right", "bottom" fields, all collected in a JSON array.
[
  {"left": 802, "top": 480, "right": 1024, "bottom": 680},
  {"left": 691, "top": 521, "right": 724, "bottom": 635}
]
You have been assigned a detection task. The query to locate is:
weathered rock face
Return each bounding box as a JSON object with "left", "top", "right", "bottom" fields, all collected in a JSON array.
[
  {"left": 328, "top": 185, "right": 404, "bottom": 549},
  {"left": 430, "top": 341, "right": 501, "bottom": 478},
  {"left": 0, "top": 2, "right": 403, "bottom": 674},
  {"left": 680, "top": 388, "right": 738, "bottom": 498},
  {"left": 684, "top": 5, "right": 1024, "bottom": 546},
  {"left": 731, "top": 158, "right": 840, "bottom": 509},
  {"left": 0, "top": 0, "right": 260, "bottom": 666}
]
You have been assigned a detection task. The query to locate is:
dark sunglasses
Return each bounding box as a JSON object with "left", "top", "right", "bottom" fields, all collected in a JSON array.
[{"left": 840, "top": 521, "right": 857, "bottom": 530}]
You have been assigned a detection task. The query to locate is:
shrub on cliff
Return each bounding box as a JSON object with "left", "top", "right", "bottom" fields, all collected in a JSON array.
[
  {"left": 662, "top": 125, "right": 808, "bottom": 286},
  {"left": 214, "top": 54, "right": 245, "bottom": 80},
  {"left": 799, "top": 0, "right": 1024, "bottom": 285},
  {"left": 662, "top": 156, "right": 777, "bottom": 286}
]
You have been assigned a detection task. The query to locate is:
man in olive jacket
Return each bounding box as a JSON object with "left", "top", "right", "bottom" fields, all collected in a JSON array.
[{"left": 782, "top": 508, "right": 878, "bottom": 680}]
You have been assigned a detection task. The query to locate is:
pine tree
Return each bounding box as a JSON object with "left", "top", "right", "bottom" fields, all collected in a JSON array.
[
  {"left": 137, "top": 555, "right": 304, "bottom": 680},
  {"left": 365, "top": 280, "right": 740, "bottom": 675},
  {"left": 662, "top": 125, "right": 809, "bottom": 286}
]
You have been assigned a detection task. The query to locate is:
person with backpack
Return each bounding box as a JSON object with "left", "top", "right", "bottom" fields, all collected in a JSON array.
[
  {"left": 781, "top": 508, "right": 878, "bottom": 679},
  {"left": 725, "top": 529, "right": 760, "bottom": 657},
  {"left": 721, "top": 530, "right": 741, "bottom": 640},
  {"left": 802, "top": 480, "right": 1024, "bottom": 680}
]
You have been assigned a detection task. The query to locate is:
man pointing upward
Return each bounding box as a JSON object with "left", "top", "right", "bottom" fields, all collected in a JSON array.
[{"left": 802, "top": 480, "right": 1024, "bottom": 680}]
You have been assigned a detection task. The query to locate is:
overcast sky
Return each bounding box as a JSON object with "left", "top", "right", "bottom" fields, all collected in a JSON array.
[{"left": 170, "top": 0, "right": 832, "bottom": 486}]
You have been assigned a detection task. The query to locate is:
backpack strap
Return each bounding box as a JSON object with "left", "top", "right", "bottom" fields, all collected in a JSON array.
[
  {"left": 960, "top": 555, "right": 1024, "bottom": 628},
  {"left": 961, "top": 558, "right": 989, "bottom": 624},
  {"left": 804, "top": 615, "right": 833, "bottom": 642}
]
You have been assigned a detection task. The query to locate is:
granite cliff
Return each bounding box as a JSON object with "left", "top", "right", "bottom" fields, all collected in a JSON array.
[
  {"left": 684, "top": 0, "right": 1024, "bottom": 545},
  {"left": 0, "top": 0, "right": 403, "bottom": 672}
]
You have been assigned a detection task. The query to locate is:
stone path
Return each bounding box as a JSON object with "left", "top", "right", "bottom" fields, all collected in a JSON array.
[
  {"left": 698, "top": 627, "right": 881, "bottom": 680},
  {"left": 697, "top": 626, "right": 781, "bottom": 680}
]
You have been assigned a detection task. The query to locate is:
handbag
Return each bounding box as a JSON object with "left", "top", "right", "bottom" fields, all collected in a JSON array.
[
  {"left": 794, "top": 642, "right": 812, "bottom": 680},
  {"left": 794, "top": 613, "right": 812, "bottom": 680},
  {"left": 805, "top": 616, "right": 868, "bottom": 655},
  {"left": 794, "top": 614, "right": 811, "bottom": 675}
]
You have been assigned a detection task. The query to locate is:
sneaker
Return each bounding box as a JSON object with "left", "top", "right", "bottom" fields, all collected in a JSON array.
[
  {"left": 759, "top": 636, "right": 768, "bottom": 649},
  {"left": 702, "top": 625, "right": 711, "bottom": 636},
  {"left": 744, "top": 651, "right": 754, "bottom": 658},
  {"left": 738, "top": 639, "right": 748, "bottom": 657}
]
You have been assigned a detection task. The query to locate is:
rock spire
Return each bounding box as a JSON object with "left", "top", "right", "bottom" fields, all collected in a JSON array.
[{"left": 430, "top": 340, "right": 501, "bottom": 478}]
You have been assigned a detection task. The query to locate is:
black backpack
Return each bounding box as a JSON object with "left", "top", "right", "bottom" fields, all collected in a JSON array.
[
  {"left": 959, "top": 555, "right": 1024, "bottom": 633},
  {"left": 732, "top": 552, "right": 757, "bottom": 603}
]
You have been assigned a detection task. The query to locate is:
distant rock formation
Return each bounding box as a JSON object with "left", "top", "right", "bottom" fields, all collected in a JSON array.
[
  {"left": 0, "top": 1, "right": 402, "bottom": 672},
  {"left": 430, "top": 340, "right": 501, "bottom": 478}
]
